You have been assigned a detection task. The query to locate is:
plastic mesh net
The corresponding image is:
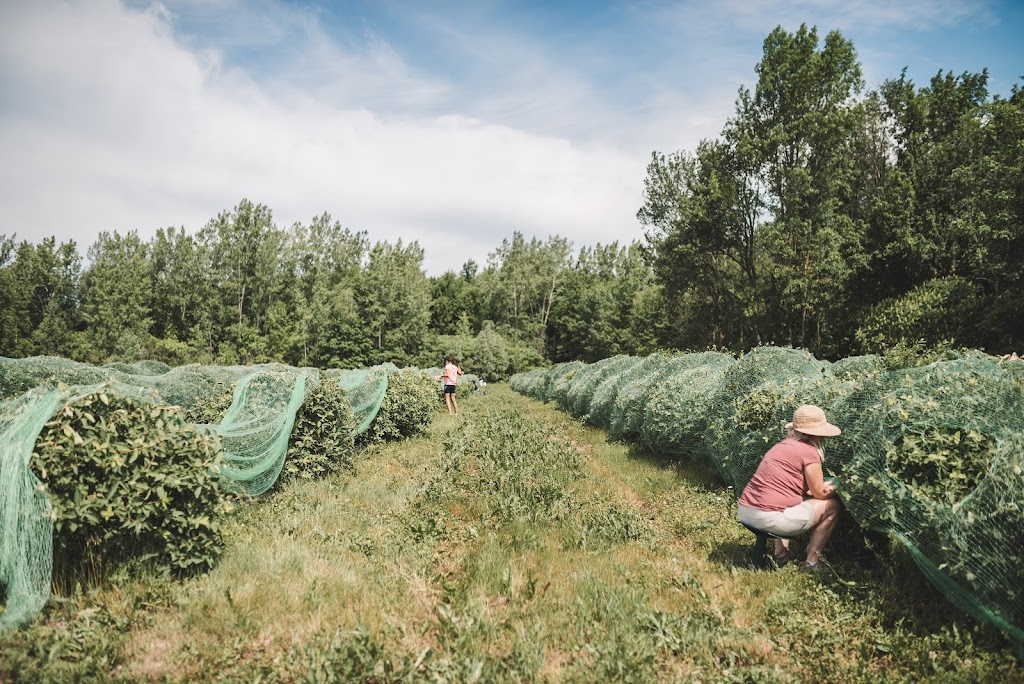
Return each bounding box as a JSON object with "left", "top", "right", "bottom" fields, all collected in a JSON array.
[
  {"left": 833, "top": 357, "right": 1024, "bottom": 651},
  {"left": 0, "top": 356, "right": 395, "bottom": 631},
  {"left": 607, "top": 353, "right": 676, "bottom": 437},
  {"left": 324, "top": 364, "right": 395, "bottom": 435},
  {"left": 587, "top": 356, "right": 645, "bottom": 429},
  {"left": 563, "top": 355, "right": 636, "bottom": 418},
  {"left": 641, "top": 352, "right": 735, "bottom": 464},
  {"left": 703, "top": 347, "right": 829, "bottom": 487},
  {"left": 511, "top": 348, "right": 1024, "bottom": 654},
  {"left": 0, "top": 387, "right": 64, "bottom": 630}
]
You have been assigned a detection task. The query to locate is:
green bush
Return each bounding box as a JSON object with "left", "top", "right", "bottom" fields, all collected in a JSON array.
[
  {"left": 186, "top": 377, "right": 357, "bottom": 482},
  {"left": 361, "top": 369, "right": 439, "bottom": 443},
  {"left": 183, "top": 387, "right": 234, "bottom": 424},
  {"left": 30, "top": 388, "right": 228, "bottom": 578},
  {"left": 886, "top": 427, "right": 993, "bottom": 505},
  {"left": 470, "top": 322, "right": 512, "bottom": 381},
  {"left": 283, "top": 376, "right": 357, "bottom": 480}
]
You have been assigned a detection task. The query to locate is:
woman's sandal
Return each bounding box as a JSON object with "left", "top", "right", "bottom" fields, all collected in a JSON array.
[{"left": 772, "top": 551, "right": 792, "bottom": 568}]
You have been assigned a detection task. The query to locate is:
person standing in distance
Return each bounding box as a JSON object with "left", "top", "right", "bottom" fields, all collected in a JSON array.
[{"left": 441, "top": 356, "right": 463, "bottom": 416}]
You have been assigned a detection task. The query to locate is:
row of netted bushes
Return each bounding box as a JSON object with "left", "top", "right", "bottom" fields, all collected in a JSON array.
[
  {"left": 510, "top": 346, "right": 1024, "bottom": 656},
  {"left": 1, "top": 358, "right": 445, "bottom": 630}
]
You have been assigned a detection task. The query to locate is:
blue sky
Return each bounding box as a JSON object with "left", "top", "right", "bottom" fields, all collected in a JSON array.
[{"left": 1, "top": 0, "right": 1021, "bottom": 274}]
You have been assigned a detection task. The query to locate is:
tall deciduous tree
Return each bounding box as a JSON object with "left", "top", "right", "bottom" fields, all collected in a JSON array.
[
  {"left": 735, "top": 24, "right": 864, "bottom": 351},
  {"left": 80, "top": 231, "right": 152, "bottom": 362},
  {"left": 483, "top": 232, "right": 572, "bottom": 353},
  {"left": 199, "top": 199, "right": 284, "bottom": 363},
  {"left": 356, "top": 239, "right": 432, "bottom": 366}
]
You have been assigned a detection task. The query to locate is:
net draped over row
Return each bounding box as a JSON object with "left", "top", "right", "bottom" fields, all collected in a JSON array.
[
  {"left": 511, "top": 348, "right": 1024, "bottom": 657},
  {"left": 0, "top": 356, "right": 396, "bottom": 630}
]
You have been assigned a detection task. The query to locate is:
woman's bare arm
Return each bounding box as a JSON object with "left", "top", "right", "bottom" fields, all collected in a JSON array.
[{"left": 804, "top": 462, "right": 835, "bottom": 499}]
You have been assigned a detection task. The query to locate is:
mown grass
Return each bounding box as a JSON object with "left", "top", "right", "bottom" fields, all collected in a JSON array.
[{"left": 1, "top": 385, "right": 1020, "bottom": 682}]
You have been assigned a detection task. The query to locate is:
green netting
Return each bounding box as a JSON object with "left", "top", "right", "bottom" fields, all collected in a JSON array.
[
  {"left": 562, "top": 355, "right": 636, "bottom": 417},
  {"left": 586, "top": 356, "right": 646, "bottom": 428},
  {"left": 510, "top": 349, "right": 1024, "bottom": 654},
  {"left": 608, "top": 353, "right": 676, "bottom": 437},
  {"left": 103, "top": 359, "right": 173, "bottom": 376},
  {"left": 0, "top": 356, "right": 268, "bottom": 409},
  {"left": 0, "top": 356, "right": 396, "bottom": 632},
  {"left": 830, "top": 354, "right": 885, "bottom": 380},
  {"left": 703, "top": 347, "right": 829, "bottom": 485},
  {"left": 540, "top": 361, "right": 585, "bottom": 403},
  {"left": 197, "top": 369, "right": 313, "bottom": 497},
  {"left": 640, "top": 352, "right": 735, "bottom": 462},
  {"left": 0, "top": 388, "right": 64, "bottom": 631},
  {"left": 831, "top": 357, "right": 1024, "bottom": 654},
  {"left": 325, "top": 363, "right": 395, "bottom": 435},
  {"left": 509, "top": 368, "right": 547, "bottom": 396}
]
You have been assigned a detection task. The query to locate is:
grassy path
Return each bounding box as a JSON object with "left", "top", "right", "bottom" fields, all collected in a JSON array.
[{"left": 2, "top": 386, "right": 1019, "bottom": 682}]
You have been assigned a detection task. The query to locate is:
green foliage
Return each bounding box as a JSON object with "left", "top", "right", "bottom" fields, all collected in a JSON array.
[
  {"left": 423, "top": 403, "right": 582, "bottom": 527},
  {"left": 513, "top": 348, "right": 1024, "bottom": 655},
  {"left": 0, "top": 593, "right": 131, "bottom": 683},
  {"left": 30, "top": 388, "right": 228, "bottom": 578},
  {"left": 856, "top": 277, "right": 982, "bottom": 353},
  {"left": 886, "top": 427, "right": 993, "bottom": 504},
  {"left": 469, "top": 321, "right": 511, "bottom": 381},
  {"left": 183, "top": 388, "right": 234, "bottom": 425},
  {"left": 881, "top": 338, "right": 967, "bottom": 370},
  {"left": 283, "top": 377, "right": 357, "bottom": 481},
  {"left": 361, "top": 369, "right": 438, "bottom": 443}
]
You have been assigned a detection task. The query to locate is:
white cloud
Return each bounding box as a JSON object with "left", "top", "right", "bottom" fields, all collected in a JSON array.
[{"left": 0, "top": 1, "right": 646, "bottom": 274}]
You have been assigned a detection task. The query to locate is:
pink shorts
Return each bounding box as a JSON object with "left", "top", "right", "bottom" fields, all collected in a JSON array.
[{"left": 738, "top": 502, "right": 817, "bottom": 536}]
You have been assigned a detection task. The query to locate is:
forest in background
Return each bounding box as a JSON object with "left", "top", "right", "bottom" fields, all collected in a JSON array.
[{"left": 1, "top": 24, "right": 1022, "bottom": 375}]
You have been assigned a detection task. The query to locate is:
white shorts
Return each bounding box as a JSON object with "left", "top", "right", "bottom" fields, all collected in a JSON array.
[{"left": 738, "top": 502, "right": 817, "bottom": 537}]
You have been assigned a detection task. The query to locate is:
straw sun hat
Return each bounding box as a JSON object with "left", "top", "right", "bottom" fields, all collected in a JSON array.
[{"left": 786, "top": 404, "right": 841, "bottom": 437}]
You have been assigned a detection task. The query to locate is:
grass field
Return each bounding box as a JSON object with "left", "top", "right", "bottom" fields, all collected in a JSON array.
[{"left": 1, "top": 385, "right": 1020, "bottom": 682}]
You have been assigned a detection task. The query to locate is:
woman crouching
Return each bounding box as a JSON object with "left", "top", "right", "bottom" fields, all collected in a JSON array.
[{"left": 737, "top": 404, "right": 842, "bottom": 570}]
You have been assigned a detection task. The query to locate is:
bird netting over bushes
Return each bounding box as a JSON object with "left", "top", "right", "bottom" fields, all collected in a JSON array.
[
  {"left": 0, "top": 356, "right": 397, "bottom": 631},
  {"left": 587, "top": 356, "right": 646, "bottom": 428},
  {"left": 540, "top": 361, "right": 584, "bottom": 403},
  {"left": 564, "top": 355, "right": 636, "bottom": 418},
  {"left": 608, "top": 353, "right": 677, "bottom": 437},
  {"left": 510, "top": 347, "right": 1024, "bottom": 655},
  {"left": 324, "top": 364, "right": 394, "bottom": 436},
  {"left": 509, "top": 367, "right": 547, "bottom": 398},
  {"left": 641, "top": 352, "right": 735, "bottom": 464},
  {"left": 834, "top": 357, "right": 1024, "bottom": 650}
]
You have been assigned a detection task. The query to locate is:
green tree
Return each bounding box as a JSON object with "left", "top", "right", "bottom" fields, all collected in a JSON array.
[
  {"left": 547, "top": 242, "right": 656, "bottom": 361},
  {"left": 470, "top": 321, "right": 512, "bottom": 380},
  {"left": 0, "top": 237, "right": 81, "bottom": 358},
  {"left": 482, "top": 232, "right": 572, "bottom": 354},
  {"left": 199, "top": 199, "right": 288, "bottom": 363},
  {"left": 356, "top": 239, "right": 432, "bottom": 366},
  {"left": 638, "top": 141, "right": 761, "bottom": 350},
  {"left": 79, "top": 231, "right": 153, "bottom": 362},
  {"left": 149, "top": 226, "right": 212, "bottom": 361},
  {"left": 734, "top": 24, "right": 864, "bottom": 352}
]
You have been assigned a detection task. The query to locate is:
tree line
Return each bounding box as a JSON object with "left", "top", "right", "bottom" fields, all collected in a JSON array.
[
  {"left": 2, "top": 24, "right": 1021, "bottom": 375},
  {"left": 640, "top": 24, "right": 1024, "bottom": 358},
  {"left": 0, "top": 203, "right": 652, "bottom": 379}
]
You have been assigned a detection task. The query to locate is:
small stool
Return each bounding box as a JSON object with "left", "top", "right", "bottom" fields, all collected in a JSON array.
[{"left": 739, "top": 522, "right": 796, "bottom": 569}]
